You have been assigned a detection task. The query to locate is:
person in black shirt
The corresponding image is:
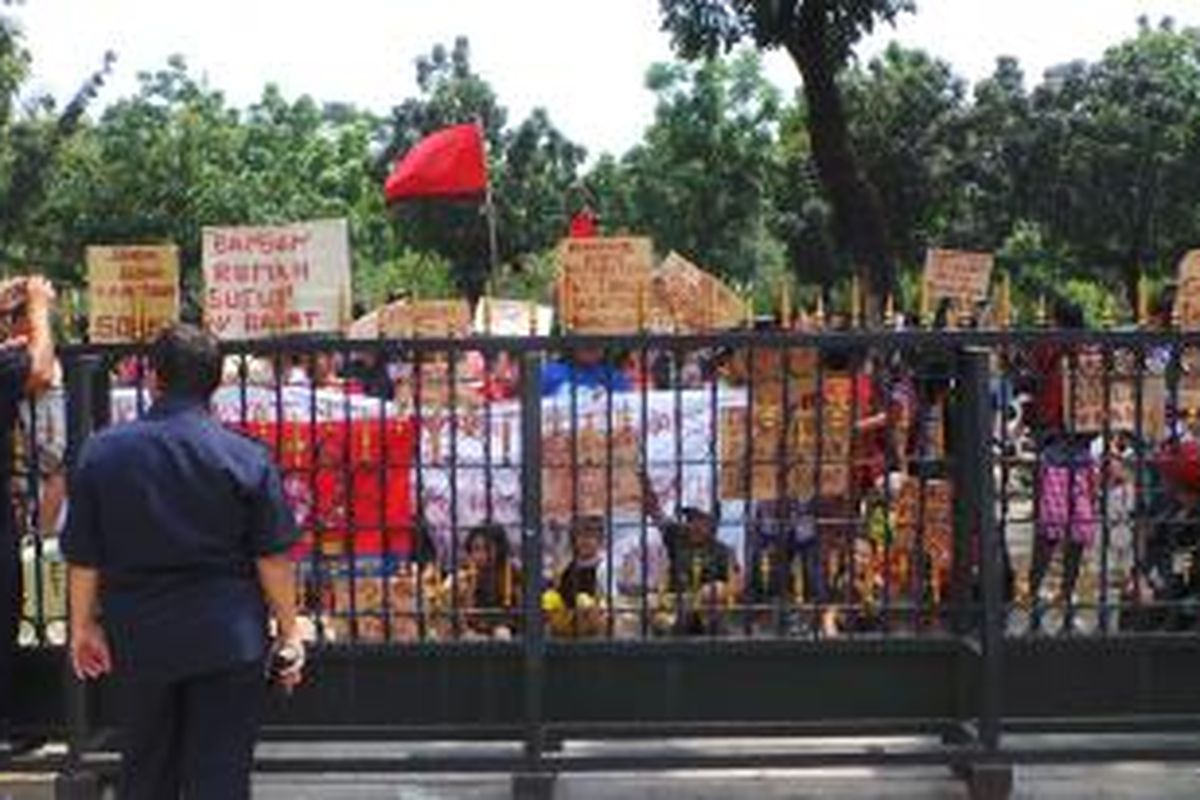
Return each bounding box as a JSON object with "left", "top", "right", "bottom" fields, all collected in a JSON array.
[
  {"left": 557, "top": 515, "right": 604, "bottom": 607},
  {"left": 642, "top": 475, "right": 738, "bottom": 634},
  {"left": 61, "top": 324, "right": 302, "bottom": 800},
  {"left": 0, "top": 276, "right": 57, "bottom": 751},
  {"left": 458, "top": 523, "right": 520, "bottom": 638},
  {"left": 553, "top": 515, "right": 608, "bottom": 637}
]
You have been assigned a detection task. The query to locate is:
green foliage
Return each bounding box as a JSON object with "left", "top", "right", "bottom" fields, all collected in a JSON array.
[
  {"left": 26, "top": 58, "right": 390, "bottom": 316},
  {"left": 490, "top": 250, "right": 560, "bottom": 304},
  {"left": 658, "top": 0, "right": 915, "bottom": 63},
  {"left": 2, "top": 6, "right": 1200, "bottom": 328},
  {"left": 586, "top": 50, "right": 784, "bottom": 284},
  {"left": 842, "top": 44, "right": 966, "bottom": 263},
  {"left": 658, "top": 0, "right": 917, "bottom": 307},
  {"left": 354, "top": 249, "right": 454, "bottom": 309},
  {"left": 1027, "top": 18, "right": 1200, "bottom": 304},
  {"left": 0, "top": 9, "right": 114, "bottom": 273}
]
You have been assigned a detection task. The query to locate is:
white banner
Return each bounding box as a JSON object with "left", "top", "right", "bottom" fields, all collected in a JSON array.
[
  {"left": 202, "top": 219, "right": 352, "bottom": 339},
  {"left": 416, "top": 388, "right": 751, "bottom": 578}
]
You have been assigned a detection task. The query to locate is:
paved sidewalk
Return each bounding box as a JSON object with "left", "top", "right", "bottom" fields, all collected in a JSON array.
[
  {"left": 6, "top": 737, "right": 1200, "bottom": 800},
  {"left": 4, "top": 763, "right": 1198, "bottom": 799},
  {"left": 253, "top": 764, "right": 1197, "bottom": 799}
]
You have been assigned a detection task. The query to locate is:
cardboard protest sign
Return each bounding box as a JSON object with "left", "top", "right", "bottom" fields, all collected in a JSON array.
[
  {"left": 86, "top": 245, "right": 180, "bottom": 342},
  {"left": 1064, "top": 348, "right": 1169, "bottom": 436},
  {"left": 203, "top": 218, "right": 351, "bottom": 339},
  {"left": 921, "top": 249, "right": 994, "bottom": 320},
  {"left": 474, "top": 298, "right": 554, "bottom": 336},
  {"left": 813, "top": 375, "right": 855, "bottom": 497},
  {"left": 719, "top": 404, "right": 798, "bottom": 501},
  {"left": 347, "top": 299, "right": 471, "bottom": 340},
  {"left": 1063, "top": 347, "right": 1107, "bottom": 434},
  {"left": 557, "top": 237, "right": 654, "bottom": 333},
  {"left": 725, "top": 347, "right": 819, "bottom": 405},
  {"left": 891, "top": 475, "right": 953, "bottom": 561},
  {"left": 377, "top": 299, "right": 472, "bottom": 339},
  {"left": 542, "top": 408, "right": 642, "bottom": 522},
  {"left": 1174, "top": 250, "right": 1200, "bottom": 329},
  {"left": 1175, "top": 349, "right": 1200, "bottom": 425},
  {"left": 719, "top": 372, "right": 853, "bottom": 501},
  {"left": 653, "top": 252, "right": 747, "bottom": 332}
]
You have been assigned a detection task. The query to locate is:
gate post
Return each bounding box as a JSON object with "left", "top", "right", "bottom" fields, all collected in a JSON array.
[
  {"left": 58, "top": 353, "right": 105, "bottom": 800},
  {"left": 956, "top": 348, "right": 1012, "bottom": 800},
  {"left": 513, "top": 349, "right": 554, "bottom": 800}
]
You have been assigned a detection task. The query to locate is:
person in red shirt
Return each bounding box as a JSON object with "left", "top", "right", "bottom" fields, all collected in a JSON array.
[{"left": 1022, "top": 298, "right": 1095, "bottom": 634}]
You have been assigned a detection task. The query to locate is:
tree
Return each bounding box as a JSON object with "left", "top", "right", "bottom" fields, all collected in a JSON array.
[
  {"left": 841, "top": 43, "right": 966, "bottom": 266},
  {"left": 585, "top": 51, "right": 784, "bottom": 285},
  {"left": 1028, "top": 18, "right": 1200, "bottom": 305},
  {"left": 771, "top": 101, "right": 837, "bottom": 289},
  {"left": 0, "top": 4, "right": 114, "bottom": 272},
  {"left": 659, "top": 0, "right": 915, "bottom": 310},
  {"left": 32, "top": 57, "right": 390, "bottom": 313},
  {"left": 947, "top": 57, "right": 1036, "bottom": 250}
]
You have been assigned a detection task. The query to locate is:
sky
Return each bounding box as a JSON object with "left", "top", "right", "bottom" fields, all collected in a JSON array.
[{"left": 11, "top": 1, "right": 1200, "bottom": 160}]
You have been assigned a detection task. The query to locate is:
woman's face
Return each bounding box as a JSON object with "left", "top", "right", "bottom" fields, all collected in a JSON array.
[
  {"left": 467, "top": 535, "right": 495, "bottom": 570},
  {"left": 573, "top": 527, "right": 603, "bottom": 561}
]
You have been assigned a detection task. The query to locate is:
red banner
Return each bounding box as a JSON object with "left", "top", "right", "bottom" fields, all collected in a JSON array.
[{"left": 235, "top": 418, "right": 416, "bottom": 557}]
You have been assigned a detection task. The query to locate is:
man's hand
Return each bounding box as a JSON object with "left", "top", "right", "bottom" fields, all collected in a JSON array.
[
  {"left": 24, "top": 275, "right": 56, "bottom": 312},
  {"left": 70, "top": 621, "right": 112, "bottom": 681},
  {"left": 270, "top": 634, "right": 305, "bottom": 694}
]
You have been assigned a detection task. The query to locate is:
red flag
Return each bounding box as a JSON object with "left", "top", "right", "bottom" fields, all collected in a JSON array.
[
  {"left": 385, "top": 123, "right": 488, "bottom": 201},
  {"left": 568, "top": 208, "right": 598, "bottom": 238}
]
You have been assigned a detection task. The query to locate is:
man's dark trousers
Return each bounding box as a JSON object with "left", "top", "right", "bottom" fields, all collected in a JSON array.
[
  {"left": 118, "top": 660, "right": 263, "bottom": 800},
  {"left": 0, "top": 528, "right": 17, "bottom": 737}
]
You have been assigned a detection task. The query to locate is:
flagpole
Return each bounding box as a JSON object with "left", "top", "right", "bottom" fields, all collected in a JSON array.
[
  {"left": 485, "top": 180, "right": 500, "bottom": 274},
  {"left": 476, "top": 118, "right": 500, "bottom": 277}
]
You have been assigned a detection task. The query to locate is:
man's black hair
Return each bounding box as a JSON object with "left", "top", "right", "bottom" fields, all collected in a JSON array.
[
  {"left": 1051, "top": 296, "right": 1085, "bottom": 329},
  {"left": 1152, "top": 284, "right": 1178, "bottom": 321},
  {"left": 150, "top": 323, "right": 222, "bottom": 400}
]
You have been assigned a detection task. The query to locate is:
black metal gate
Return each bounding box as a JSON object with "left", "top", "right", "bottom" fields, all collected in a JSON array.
[{"left": 8, "top": 330, "right": 1200, "bottom": 800}]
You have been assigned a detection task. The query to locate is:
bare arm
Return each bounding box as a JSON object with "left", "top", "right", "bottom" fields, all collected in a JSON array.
[
  {"left": 67, "top": 564, "right": 111, "bottom": 680},
  {"left": 256, "top": 554, "right": 298, "bottom": 639},
  {"left": 68, "top": 565, "right": 101, "bottom": 638},
  {"left": 24, "top": 276, "right": 57, "bottom": 396}
]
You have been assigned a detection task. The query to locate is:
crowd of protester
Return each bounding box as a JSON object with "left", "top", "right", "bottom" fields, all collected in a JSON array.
[{"left": 13, "top": 290, "right": 1200, "bottom": 648}]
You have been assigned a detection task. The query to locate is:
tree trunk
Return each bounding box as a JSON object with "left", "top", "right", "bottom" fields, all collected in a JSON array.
[{"left": 784, "top": 17, "right": 895, "bottom": 322}]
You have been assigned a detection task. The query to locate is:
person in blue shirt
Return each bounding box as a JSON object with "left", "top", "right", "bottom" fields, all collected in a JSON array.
[
  {"left": 61, "top": 323, "right": 302, "bottom": 800},
  {"left": 540, "top": 346, "right": 631, "bottom": 396},
  {"left": 0, "top": 276, "right": 57, "bottom": 753}
]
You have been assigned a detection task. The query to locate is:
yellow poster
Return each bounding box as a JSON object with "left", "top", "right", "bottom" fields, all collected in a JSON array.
[{"left": 86, "top": 245, "right": 180, "bottom": 343}]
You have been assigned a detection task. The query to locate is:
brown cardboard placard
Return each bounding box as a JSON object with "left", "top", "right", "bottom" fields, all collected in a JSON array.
[
  {"left": 921, "top": 249, "right": 994, "bottom": 321},
  {"left": 654, "top": 251, "right": 747, "bottom": 332},
  {"left": 86, "top": 245, "right": 180, "bottom": 343},
  {"left": 557, "top": 237, "right": 654, "bottom": 333},
  {"left": 542, "top": 412, "right": 641, "bottom": 522}
]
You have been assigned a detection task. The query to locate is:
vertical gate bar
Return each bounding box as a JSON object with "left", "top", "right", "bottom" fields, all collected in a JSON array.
[
  {"left": 517, "top": 349, "right": 549, "bottom": 788},
  {"left": 955, "top": 346, "right": 1014, "bottom": 799},
  {"left": 959, "top": 347, "right": 1004, "bottom": 751},
  {"left": 62, "top": 354, "right": 100, "bottom": 784}
]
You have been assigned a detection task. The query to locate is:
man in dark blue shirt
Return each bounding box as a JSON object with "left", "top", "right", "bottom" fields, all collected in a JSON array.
[
  {"left": 61, "top": 323, "right": 302, "bottom": 800},
  {"left": 0, "top": 276, "right": 57, "bottom": 750}
]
